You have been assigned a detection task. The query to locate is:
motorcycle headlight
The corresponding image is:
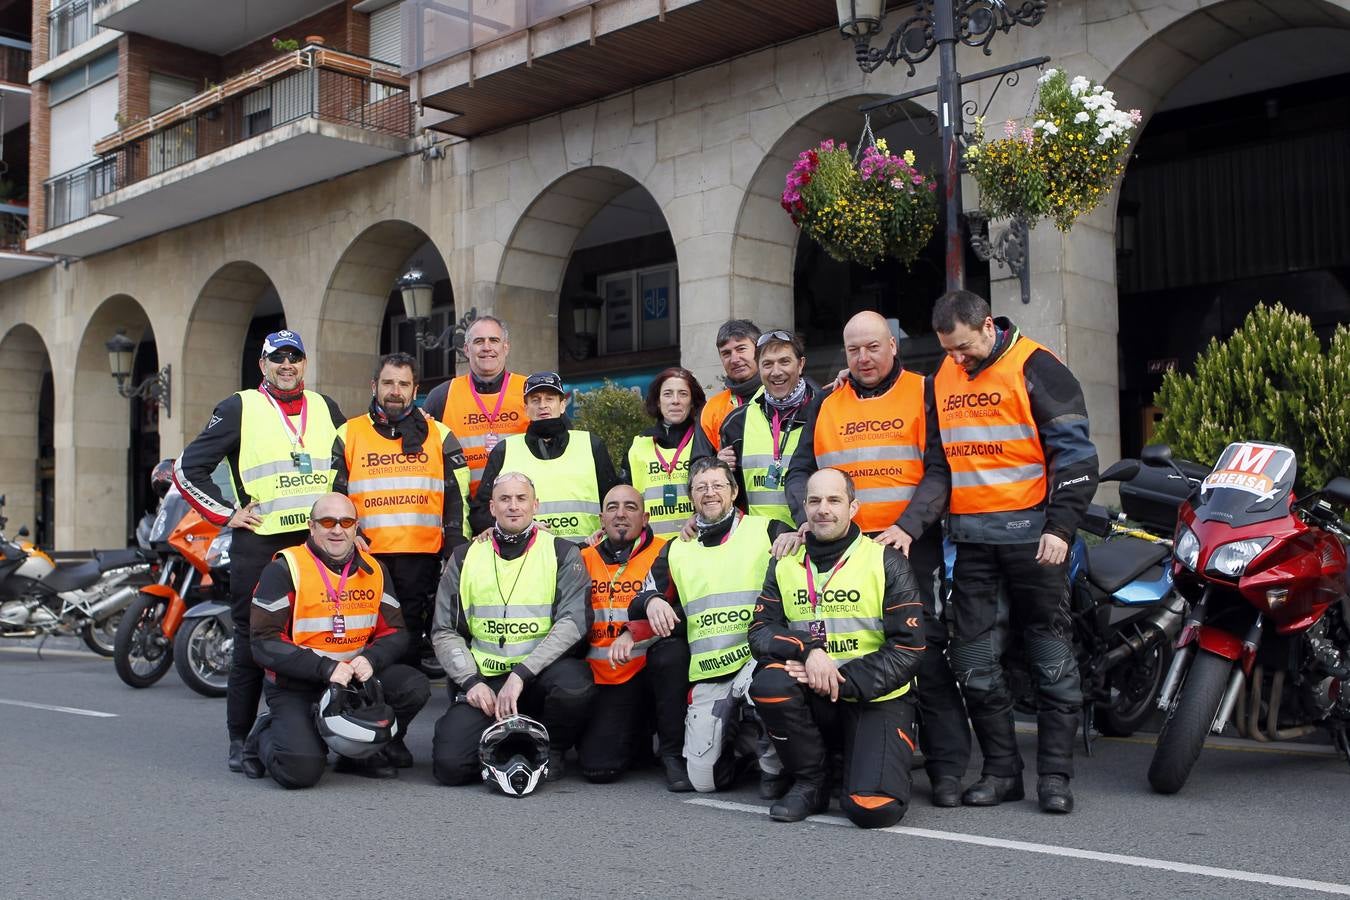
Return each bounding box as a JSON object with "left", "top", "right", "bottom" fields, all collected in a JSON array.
[
  {"left": 1175, "top": 525, "right": 1200, "bottom": 571},
  {"left": 1206, "top": 537, "right": 1272, "bottom": 578}
]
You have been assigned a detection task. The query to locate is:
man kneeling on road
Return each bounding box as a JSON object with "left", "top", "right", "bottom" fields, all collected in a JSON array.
[
  {"left": 749, "top": 468, "right": 925, "bottom": 826},
  {"left": 248, "top": 493, "right": 430, "bottom": 788},
  {"left": 430, "top": 472, "right": 596, "bottom": 785}
]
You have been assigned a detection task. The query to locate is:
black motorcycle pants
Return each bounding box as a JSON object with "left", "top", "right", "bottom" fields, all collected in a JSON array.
[
  {"left": 750, "top": 663, "right": 917, "bottom": 828},
  {"left": 256, "top": 664, "right": 430, "bottom": 790},
  {"left": 576, "top": 650, "right": 687, "bottom": 782},
  {"left": 907, "top": 530, "right": 973, "bottom": 782},
  {"left": 227, "top": 528, "right": 306, "bottom": 741},
  {"left": 947, "top": 540, "right": 1081, "bottom": 778},
  {"left": 377, "top": 552, "right": 442, "bottom": 668},
  {"left": 431, "top": 657, "right": 596, "bottom": 786}
]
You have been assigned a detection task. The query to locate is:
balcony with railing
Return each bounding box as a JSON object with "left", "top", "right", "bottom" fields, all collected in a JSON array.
[
  {"left": 48, "top": 0, "right": 106, "bottom": 59},
  {"left": 0, "top": 38, "right": 31, "bottom": 85},
  {"left": 0, "top": 202, "right": 55, "bottom": 282},
  {"left": 29, "top": 46, "right": 414, "bottom": 258},
  {"left": 93, "top": 0, "right": 334, "bottom": 55}
]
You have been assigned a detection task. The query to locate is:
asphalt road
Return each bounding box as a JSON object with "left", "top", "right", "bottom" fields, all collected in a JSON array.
[{"left": 3, "top": 643, "right": 1349, "bottom": 900}]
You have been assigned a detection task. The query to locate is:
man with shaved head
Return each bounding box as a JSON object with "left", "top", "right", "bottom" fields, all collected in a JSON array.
[
  {"left": 246, "top": 493, "right": 431, "bottom": 788},
  {"left": 785, "top": 309, "right": 972, "bottom": 808},
  {"left": 574, "top": 484, "right": 686, "bottom": 785},
  {"left": 429, "top": 472, "right": 596, "bottom": 786}
]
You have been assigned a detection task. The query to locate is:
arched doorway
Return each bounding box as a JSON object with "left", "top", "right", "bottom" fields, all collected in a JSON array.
[
  {"left": 72, "top": 295, "right": 158, "bottom": 548},
  {"left": 0, "top": 325, "right": 53, "bottom": 546},
  {"left": 1111, "top": 11, "right": 1350, "bottom": 454},
  {"left": 320, "top": 221, "right": 453, "bottom": 415}
]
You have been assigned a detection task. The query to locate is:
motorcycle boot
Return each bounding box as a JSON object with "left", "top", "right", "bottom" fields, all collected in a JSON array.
[
  {"left": 240, "top": 712, "right": 268, "bottom": 779},
  {"left": 228, "top": 738, "right": 245, "bottom": 773},
  {"left": 383, "top": 738, "right": 414, "bottom": 769},
  {"left": 334, "top": 754, "right": 397, "bottom": 779},
  {"left": 961, "top": 710, "right": 1025, "bottom": 806},
  {"left": 770, "top": 778, "right": 828, "bottom": 823},
  {"left": 663, "top": 755, "right": 694, "bottom": 792},
  {"left": 1038, "top": 774, "right": 1074, "bottom": 813},
  {"left": 930, "top": 775, "right": 963, "bottom": 808}
]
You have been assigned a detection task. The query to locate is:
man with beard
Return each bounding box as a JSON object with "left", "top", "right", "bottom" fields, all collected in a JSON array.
[
  {"left": 471, "top": 372, "right": 619, "bottom": 543},
  {"left": 575, "top": 485, "right": 687, "bottom": 787},
  {"left": 332, "top": 352, "right": 469, "bottom": 680},
  {"left": 749, "top": 468, "right": 925, "bottom": 826},
  {"left": 692, "top": 320, "right": 762, "bottom": 460},
  {"left": 784, "top": 311, "right": 972, "bottom": 809},
  {"left": 174, "top": 330, "right": 345, "bottom": 775}
]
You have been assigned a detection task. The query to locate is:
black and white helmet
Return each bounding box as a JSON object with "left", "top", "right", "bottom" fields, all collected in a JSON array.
[
  {"left": 314, "top": 678, "right": 398, "bottom": 759},
  {"left": 479, "top": 715, "right": 550, "bottom": 797}
]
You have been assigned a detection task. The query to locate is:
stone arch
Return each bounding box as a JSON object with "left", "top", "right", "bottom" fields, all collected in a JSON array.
[
  {"left": 68, "top": 295, "right": 156, "bottom": 550},
  {"left": 180, "top": 261, "right": 288, "bottom": 432},
  {"left": 319, "top": 220, "right": 451, "bottom": 416},
  {"left": 495, "top": 166, "right": 677, "bottom": 373},
  {"left": 0, "top": 325, "right": 53, "bottom": 545}
]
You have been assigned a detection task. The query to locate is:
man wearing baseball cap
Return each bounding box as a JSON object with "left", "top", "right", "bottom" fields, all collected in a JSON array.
[
  {"left": 471, "top": 372, "right": 619, "bottom": 543},
  {"left": 175, "top": 329, "right": 346, "bottom": 776}
]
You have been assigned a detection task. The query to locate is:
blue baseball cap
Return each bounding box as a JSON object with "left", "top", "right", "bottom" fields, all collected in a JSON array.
[{"left": 261, "top": 330, "right": 306, "bottom": 358}]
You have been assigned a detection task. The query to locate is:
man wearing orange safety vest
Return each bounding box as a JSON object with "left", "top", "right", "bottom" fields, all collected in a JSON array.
[
  {"left": 785, "top": 310, "right": 971, "bottom": 809},
  {"left": 333, "top": 352, "right": 468, "bottom": 672},
  {"left": 691, "top": 319, "right": 761, "bottom": 460},
  {"left": 424, "top": 315, "right": 529, "bottom": 503},
  {"left": 575, "top": 485, "right": 687, "bottom": 787},
  {"left": 930, "top": 290, "right": 1098, "bottom": 815}
]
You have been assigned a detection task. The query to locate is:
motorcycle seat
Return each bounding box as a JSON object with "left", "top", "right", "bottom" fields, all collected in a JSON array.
[
  {"left": 1086, "top": 536, "right": 1171, "bottom": 596},
  {"left": 41, "top": 559, "right": 103, "bottom": 593},
  {"left": 94, "top": 548, "right": 151, "bottom": 571}
]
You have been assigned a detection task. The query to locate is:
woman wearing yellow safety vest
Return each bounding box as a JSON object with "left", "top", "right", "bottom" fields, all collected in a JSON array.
[{"left": 626, "top": 367, "right": 705, "bottom": 538}]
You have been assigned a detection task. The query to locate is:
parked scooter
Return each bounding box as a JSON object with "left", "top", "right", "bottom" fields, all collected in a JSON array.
[
  {"left": 1144, "top": 441, "right": 1350, "bottom": 794},
  {"left": 0, "top": 494, "right": 153, "bottom": 656}
]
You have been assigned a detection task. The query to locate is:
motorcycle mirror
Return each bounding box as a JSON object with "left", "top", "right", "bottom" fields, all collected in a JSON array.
[
  {"left": 1321, "top": 476, "right": 1350, "bottom": 508},
  {"left": 1140, "top": 444, "right": 1173, "bottom": 467},
  {"left": 17, "top": 526, "right": 28, "bottom": 537},
  {"left": 1099, "top": 459, "right": 1141, "bottom": 484}
]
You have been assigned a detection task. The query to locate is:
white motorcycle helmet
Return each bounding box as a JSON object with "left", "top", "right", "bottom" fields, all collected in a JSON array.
[
  {"left": 479, "top": 715, "right": 550, "bottom": 797},
  {"left": 315, "top": 678, "right": 399, "bottom": 759}
]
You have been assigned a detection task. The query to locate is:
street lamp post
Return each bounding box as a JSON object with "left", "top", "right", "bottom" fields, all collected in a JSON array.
[
  {"left": 106, "top": 329, "right": 171, "bottom": 416},
  {"left": 397, "top": 264, "right": 478, "bottom": 358},
  {"left": 838, "top": 0, "right": 1048, "bottom": 292}
]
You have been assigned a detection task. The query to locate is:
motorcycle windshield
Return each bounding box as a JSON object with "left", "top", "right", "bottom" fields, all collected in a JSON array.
[
  {"left": 1193, "top": 441, "right": 1296, "bottom": 526},
  {"left": 148, "top": 488, "right": 190, "bottom": 544}
]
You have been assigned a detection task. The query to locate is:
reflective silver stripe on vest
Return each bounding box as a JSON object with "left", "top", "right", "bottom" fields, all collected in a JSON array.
[
  {"left": 788, "top": 616, "right": 883, "bottom": 635},
  {"left": 940, "top": 424, "right": 1036, "bottom": 444},
  {"left": 747, "top": 489, "right": 787, "bottom": 507},
  {"left": 588, "top": 644, "right": 646, "bottom": 660},
  {"left": 741, "top": 454, "right": 778, "bottom": 469},
  {"left": 950, "top": 463, "right": 1044, "bottom": 488},
  {"left": 346, "top": 476, "right": 443, "bottom": 494},
  {"left": 817, "top": 445, "right": 922, "bottom": 467},
  {"left": 255, "top": 493, "right": 328, "bottom": 517},
  {"left": 597, "top": 608, "right": 631, "bottom": 623},
  {"left": 650, "top": 519, "right": 683, "bottom": 536},
  {"left": 688, "top": 631, "right": 749, "bottom": 655},
  {"left": 642, "top": 485, "right": 686, "bottom": 502},
  {"left": 311, "top": 647, "right": 363, "bottom": 661},
  {"left": 473, "top": 636, "right": 545, "bottom": 658},
  {"left": 467, "top": 603, "right": 554, "bottom": 619},
  {"left": 361, "top": 513, "right": 442, "bottom": 530},
  {"left": 683, "top": 589, "right": 759, "bottom": 617},
  {"left": 240, "top": 458, "right": 332, "bottom": 483},
  {"left": 854, "top": 486, "right": 916, "bottom": 504},
  {"left": 293, "top": 613, "right": 379, "bottom": 633},
  {"left": 536, "top": 500, "right": 603, "bottom": 515},
  {"left": 458, "top": 434, "right": 489, "bottom": 449}
]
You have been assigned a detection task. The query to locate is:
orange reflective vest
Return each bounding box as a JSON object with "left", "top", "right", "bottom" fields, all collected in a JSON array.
[
  {"left": 440, "top": 373, "right": 528, "bottom": 497},
  {"left": 581, "top": 532, "right": 666, "bottom": 685},
  {"left": 812, "top": 371, "right": 926, "bottom": 533},
  {"left": 277, "top": 546, "right": 385, "bottom": 662},
  {"left": 341, "top": 415, "right": 448, "bottom": 555},
  {"left": 932, "top": 334, "right": 1048, "bottom": 515},
  {"left": 699, "top": 389, "right": 744, "bottom": 453}
]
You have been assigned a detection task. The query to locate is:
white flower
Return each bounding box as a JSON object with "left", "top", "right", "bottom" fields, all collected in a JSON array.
[
  {"left": 1041, "top": 121, "right": 1059, "bottom": 135},
  {"left": 1075, "top": 111, "right": 1090, "bottom": 124},
  {"left": 1095, "top": 132, "right": 1110, "bottom": 145},
  {"left": 1038, "top": 68, "right": 1059, "bottom": 84},
  {"left": 1070, "top": 75, "right": 1091, "bottom": 96}
]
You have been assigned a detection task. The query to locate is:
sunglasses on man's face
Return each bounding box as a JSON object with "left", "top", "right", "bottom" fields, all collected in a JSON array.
[
  {"left": 312, "top": 516, "right": 357, "bottom": 530},
  {"left": 266, "top": 350, "right": 304, "bottom": 364},
  {"left": 755, "top": 329, "right": 793, "bottom": 348}
]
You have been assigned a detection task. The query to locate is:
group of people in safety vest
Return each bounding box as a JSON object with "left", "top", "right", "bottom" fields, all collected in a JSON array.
[{"left": 172, "top": 287, "right": 1099, "bottom": 826}]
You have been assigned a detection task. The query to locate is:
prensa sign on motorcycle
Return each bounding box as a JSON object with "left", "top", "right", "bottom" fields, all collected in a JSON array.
[{"left": 1200, "top": 441, "right": 1295, "bottom": 500}]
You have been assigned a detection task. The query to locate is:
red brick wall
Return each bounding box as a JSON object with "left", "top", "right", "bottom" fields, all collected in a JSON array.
[
  {"left": 32, "top": 0, "right": 48, "bottom": 65},
  {"left": 221, "top": 1, "right": 361, "bottom": 74},
  {"left": 28, "top": 80, "right": 48, "bottom": 237},
  {"left": 119, "top": 34, "right": 222, "bottom": 123}
]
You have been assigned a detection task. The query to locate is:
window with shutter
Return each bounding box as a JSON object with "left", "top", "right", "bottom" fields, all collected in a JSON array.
[
  {"left": 369, "top": 3, "right": 401, "bottom": 65},
  {"left": 149, "top": 73, "right": 198, "bottom": 115}
]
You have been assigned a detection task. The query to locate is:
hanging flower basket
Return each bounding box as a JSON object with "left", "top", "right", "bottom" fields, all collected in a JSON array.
[
  {"left": 781, "top": 137, "right": 938, "bottom": 269},
  {"left": 965, "top": 69, "right": 1142, "bottom": 232}
]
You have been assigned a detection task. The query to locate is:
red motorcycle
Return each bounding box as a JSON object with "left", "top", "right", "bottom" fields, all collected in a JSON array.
[{"left": 1143, "top": 441, "right": 1350, "bottom": 794}]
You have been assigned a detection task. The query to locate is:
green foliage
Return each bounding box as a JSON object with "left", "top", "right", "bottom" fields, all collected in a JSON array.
[
  {"left": 1153, "top": 303, "right": 1350, "bottom": 489},
  {"left": 272, "top": 37, "right": 300, "bottom": 52},
  {"left": 571, "top": 381, "right": 649, "bottom": 477}
]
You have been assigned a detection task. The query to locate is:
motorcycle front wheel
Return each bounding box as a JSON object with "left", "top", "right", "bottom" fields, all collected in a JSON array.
[
  {"left": 81, "top": 610, "right": 123, "bottom": 657},
  {"left": 1147, "top": 650, "right": 1231, "bottom": 795},
  {"left": 113, "top": 592, "right": 174, "bottom": 688},
  {"left": 173, "top": 615, "right": 231, "bottom": 698},
  {"left": 1097, "top": 639, "right": 1173, "bottom": 737}
]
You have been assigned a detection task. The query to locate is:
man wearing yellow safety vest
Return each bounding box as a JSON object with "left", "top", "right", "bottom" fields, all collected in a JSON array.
[
  {"left": 785, "top": 311, "right": 972, "bottom": 809},
  {"left": 174, "top": 329, "right": 345, "bottom": 776},
  {"left": 749, "top": 468, "right": 926, "bottom": 825},
  {"left": 471, "top": 372, "right": 619, "bottom": 543},
  {"left": 575, "top": 485, "right": 687, "bottom": 787},
  {"left": 612, "top": 457, "right": 798, "bottom": 794},
  {"left": 713, "top": 330, "right": 816, "bottom": 527},
  {"left": 930, "top": 291, "right": 1098, "bottom": 815},
  {"left": 423, "top": 315, "right": 529, "bottom": 502},
  {"left": 430, "top": 471, "right": 596, "bottom": 785},
  {"left": 332, "top": 352, "right": 469, "bottom": 672}
]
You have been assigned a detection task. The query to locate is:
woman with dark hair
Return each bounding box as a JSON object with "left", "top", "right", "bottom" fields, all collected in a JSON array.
[{"left": 627, "top": 367, "right": 706, "bottom": 538}]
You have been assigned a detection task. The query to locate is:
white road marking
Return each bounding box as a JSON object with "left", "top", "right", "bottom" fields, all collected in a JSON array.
[
  {"left": 0, "top": 646, "right": 104, "bottom": 659},
  {"left": 0, "top": 698, "right": 118, "bottom": 718},
  {"left": 686, "top": 798, "right": 1350, "bottom": 896}
]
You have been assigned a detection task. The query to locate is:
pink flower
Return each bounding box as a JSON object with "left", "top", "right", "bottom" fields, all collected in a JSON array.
[
  {"left": 1003, "top": 119, "right": 1017, "bottom": 138},
  {"left": 891, "top": 178, "right": 904, "bottom": 189},
  {"left": 1021, "top": 127, "right": 1034, "bottom": 146},
  {"left": 912, "top": 173, "right": 924, "bottom": 185},
  {"left": 1129, "top": 109, "right": 1143, "bottom": 124},
  {"left": 927, "top": 182, "right": 937, "bottom": 192}
]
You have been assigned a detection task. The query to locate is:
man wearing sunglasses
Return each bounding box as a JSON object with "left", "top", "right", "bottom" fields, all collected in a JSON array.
[
  {"left": 175, "top": 330, "right": 346, "bottom": 776},
  {"left": 246, "top": 493, "right": 430, "bottom": 786}
]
